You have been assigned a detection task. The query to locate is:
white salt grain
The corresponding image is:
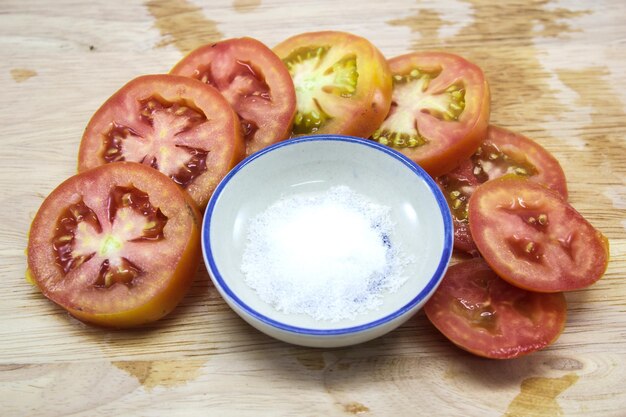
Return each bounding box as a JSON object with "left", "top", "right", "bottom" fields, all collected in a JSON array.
[{"left": 241, "top": 185, "right": 412, "bottom": 321}]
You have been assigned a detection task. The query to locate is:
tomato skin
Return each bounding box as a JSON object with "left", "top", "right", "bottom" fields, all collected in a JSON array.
[
  {"left": 424, "top": 258, "right": 567, "bottom": 359},
  {"left": 171, "top": 37, "right": 297, "bottom": 156},
  {"left": 438, "top": 125, "right": 568, "bottom": 255},
  {"left": 78, "top": 74, "right": 244, "bottom": 209},
  {"left": 374, "top": 52, "right": 490, "bottom": 177},
  {"left": 27, "top": 162, "right": 202, "bottom": 328},
  {"left": 469, "top": 176, "right": 609, "bottom": 292},
  {"left": 273, "top": 31, "right": 393, "bottom": 138}
]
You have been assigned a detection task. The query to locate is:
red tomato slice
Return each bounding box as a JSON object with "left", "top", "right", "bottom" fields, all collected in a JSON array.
[
  {"left": 273, "top": 31, "right": 393, "bottom": 138},
  {"left": 424, "top": 258, "right": 567, "bottom": 359},
  {"left": 170, "top": 37, "right": 297, "bottom": 156},
  {"left": 469, "top": 176, "right": 609, "bottom": 292},
  {"left": 27, "top": 162, "right": 202, "bottom": 328},
  {"left": 371, "top": 52, "right": 490, "bottom": 177},
  {"left": 78, "top": 74, "right": 244, "bottom": 209},
  {"left": 438, "top": 125, "right": 568, "bottom": 255}
]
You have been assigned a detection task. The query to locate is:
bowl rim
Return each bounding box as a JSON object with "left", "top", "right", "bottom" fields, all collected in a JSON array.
[{"left": 202, "top": 134, "right": 453, "bottom": 336}]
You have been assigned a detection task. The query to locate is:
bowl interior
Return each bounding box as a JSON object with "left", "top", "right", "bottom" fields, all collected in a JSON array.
[{"left": 203, "top": 136, "right": 451, "bottom": 332}]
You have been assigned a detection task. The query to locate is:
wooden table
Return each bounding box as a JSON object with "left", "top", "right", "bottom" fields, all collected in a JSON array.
[{"left": 1, "top": 1, "right": 625, "bottom": 415}]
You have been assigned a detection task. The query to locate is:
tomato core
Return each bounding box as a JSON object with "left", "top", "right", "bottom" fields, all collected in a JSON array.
[
  {"left": 194, "top": 59, "right": 271, "bottom": 142},
  {"left": 99, "top": 235, "right": 122, "bottom": 256},
  {"left": 52, "top": 185, "right": 168, "bottom": 289},
  {"left": 283, "top": 46, "right": 360, "bottom": 134},
  {"left": 372, "top": 69, "right": 466, "bottom": 148},
  {"left": 102, "top": 97, "right": 210, "bottom": 188}
]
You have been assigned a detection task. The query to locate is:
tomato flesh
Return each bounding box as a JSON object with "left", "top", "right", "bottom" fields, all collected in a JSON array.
[
  {"left": 28, "top": 162, "right": 202, "bottom": 328},
  {"left": 273, "top": 31, "right": 392, "bottom": 138},
  {"left": 438, "top": 126, "right": 568, "bottom": 255},
  {"left": 372, "top": 52, "right": 490, "bottom": 177},
  {"left": 78, "top": 74, "right": 244, "bottom": 209},
  {"left": 468, "top": 176, "right": 609, "bottom": 292},
  {"left": 171, "top": 37, "right": 296, "bottom": 156},
  {"left": 424, "top": 258, "right": 567, "bottom": 359}
]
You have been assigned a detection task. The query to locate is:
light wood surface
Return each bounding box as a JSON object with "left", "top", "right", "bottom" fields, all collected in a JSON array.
[{"left": 1, "top": 1, "right": 625, "bottom": 416}]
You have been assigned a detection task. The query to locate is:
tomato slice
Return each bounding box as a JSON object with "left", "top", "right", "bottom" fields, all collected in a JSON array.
[
  {"left": 424, "top": 258, "right": 567, "bottom": 359},
  {"left": 371, "top": 52, "right": 490, "bottom": 177},
  {"left": 78, "top": 74, "right": 244, "bottom": 209},
  {"left": 438, "top": 125, "right": 568, "bottom": 255},
  {"left": 27, "top": 162, "right": 202, "bottom": 328},
  {"left": 273, "top": 31, "right": 392, "bottom": 138},
  {"left": 469, "top": 176, "right": 609, "bottom": 292},
  {"left": 170, "top": 37, "right": 297, "bottom": 156}
]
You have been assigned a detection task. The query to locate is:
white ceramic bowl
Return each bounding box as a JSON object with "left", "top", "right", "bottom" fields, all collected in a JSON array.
[{"left": 202, "top": 135, "right": 452, "bottom": 348}]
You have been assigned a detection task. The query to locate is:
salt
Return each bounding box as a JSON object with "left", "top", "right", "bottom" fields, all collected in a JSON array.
[{"left": 241, "top": 185, "right": 413, "bottom": 322}]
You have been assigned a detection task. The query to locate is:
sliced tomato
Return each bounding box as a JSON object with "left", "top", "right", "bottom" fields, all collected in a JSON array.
[
  {"left": 78, "top": 74, "right": 244, "bottom": 209},
  {"left": 469, "top": 176, "right": 609, "bottom": 292},
  {"left": 27, "top": 162, "right": 202, "bottom": 328},
  {"left": 424, "top": 258, "right": 567, "bottom": 359},
  {"left": 438, "top": 125, "right": 568, "bottom": 255},
  {"left": 371, "top": 52, "right": 490, "bottom": 177},
  {"left": 273, "top": 31, "right": 392, "bottom": 138},
  {"left": 170, "top": 37, "right": 297, "bottom": 156}
]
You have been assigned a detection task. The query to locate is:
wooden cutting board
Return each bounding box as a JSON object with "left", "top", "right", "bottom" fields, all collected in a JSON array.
[{"left": 1, "top": 0, "right": 625, "bottom": 415}]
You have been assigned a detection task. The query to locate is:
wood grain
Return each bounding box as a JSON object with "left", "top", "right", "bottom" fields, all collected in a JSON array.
[{"left": 1, "top": 0, "right": 625, "bottom": 416}]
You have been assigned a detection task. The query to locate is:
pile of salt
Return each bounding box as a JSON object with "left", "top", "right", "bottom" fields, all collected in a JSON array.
[{"left": 241, "top": 185, "right": 412, "bottom": 321}]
